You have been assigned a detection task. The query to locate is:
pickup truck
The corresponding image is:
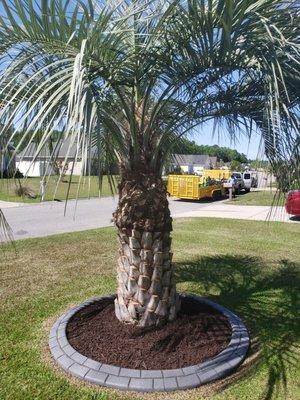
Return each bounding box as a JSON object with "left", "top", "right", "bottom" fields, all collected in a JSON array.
[
  {"left": 231, "top": 172, "right": 245, "bottom": 194},
  {"left": 232, "top": 172, "right": 245, "bottom": 194},
  {"left": 242, "top": 171, "right": 251, "bottom": 193}
]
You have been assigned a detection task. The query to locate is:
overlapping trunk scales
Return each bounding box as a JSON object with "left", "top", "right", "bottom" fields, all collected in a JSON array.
[{"left": 113, "top": 173, "right": 180, "bottom": 327}]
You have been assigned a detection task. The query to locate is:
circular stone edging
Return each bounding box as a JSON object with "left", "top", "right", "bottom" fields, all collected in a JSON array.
[{"left": 49, "top": 293, "right": 250, "bottom": 392}]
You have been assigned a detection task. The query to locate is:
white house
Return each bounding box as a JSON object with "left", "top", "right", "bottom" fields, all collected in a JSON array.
[{"left": 16, "top": 139, "right": 83, "bottom": 177}]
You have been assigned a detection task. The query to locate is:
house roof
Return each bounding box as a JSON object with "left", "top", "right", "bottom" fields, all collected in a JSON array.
[
  {"left": 16, "top": 138, "right": 85, "bottom": 160},
  {"left": 209, "top": 156, "right": 218, "bottom": 165},
  {"left": 171, "top": 154, "right": 211, "bottom": 167}
]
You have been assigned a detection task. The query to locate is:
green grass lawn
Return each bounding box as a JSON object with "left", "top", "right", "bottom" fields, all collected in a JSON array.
[
  {"left": 0, "top": 176, "right": 117, "bottom": 203},
  {"left": 226, "top": 190, "right": 285, "bottom": 207},
  {"left": 1, "top": 218, "right": 299, "bottom": 400}
]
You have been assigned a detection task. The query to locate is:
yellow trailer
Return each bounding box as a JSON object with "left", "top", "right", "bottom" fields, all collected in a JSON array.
[
  {"left": 167, "top": 175, "right": 225, "bottom": 200},
  {"left": 203, "top": 169, "right": 231, "bottom": 181}
]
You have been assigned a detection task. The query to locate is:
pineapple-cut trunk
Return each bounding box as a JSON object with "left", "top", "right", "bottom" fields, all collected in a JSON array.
[
  {"left": 115, "top": 228, "right": 179, "bottom": 327},
  {"left": 113, "top": 171, "right": 180, "bottom": 327}
]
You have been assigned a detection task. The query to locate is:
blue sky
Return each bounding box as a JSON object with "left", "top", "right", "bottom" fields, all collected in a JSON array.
[{"left": 189, "top": 120, "right": 263, "bottom": 160}]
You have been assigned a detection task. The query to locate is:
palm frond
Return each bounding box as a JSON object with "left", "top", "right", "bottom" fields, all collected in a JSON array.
[{"left": 0, "top": 208, "right": 14, "bottom": 243}]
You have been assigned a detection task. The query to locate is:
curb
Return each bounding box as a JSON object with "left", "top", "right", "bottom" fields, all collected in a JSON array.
[{"left": 49, "top": 293, "right": 250, "bottom": 392}]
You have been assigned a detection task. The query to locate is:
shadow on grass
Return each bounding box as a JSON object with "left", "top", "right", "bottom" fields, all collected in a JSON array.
[{"left": 175, "top": 255, "right": 300, "bottom": 400}]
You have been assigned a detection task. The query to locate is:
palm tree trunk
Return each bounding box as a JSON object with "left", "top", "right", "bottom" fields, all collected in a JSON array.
[{"left": 113, "top": 170, "right": 180, "bottom": 327}]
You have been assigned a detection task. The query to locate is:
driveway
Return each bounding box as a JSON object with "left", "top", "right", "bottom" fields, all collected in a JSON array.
[
  {"left": 0, "top": 197, "right": 292, "bottom": 241},
  {"left": 172, "top": 201, "right": 290, "bottom": 222}
]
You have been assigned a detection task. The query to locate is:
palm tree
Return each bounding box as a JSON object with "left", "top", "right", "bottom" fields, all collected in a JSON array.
[{"left": 0, "top": 0, "right": 299, "bottom": 327}]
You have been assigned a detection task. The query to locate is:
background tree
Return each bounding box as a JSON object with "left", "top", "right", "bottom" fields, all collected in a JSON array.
[
  {"left": 175, "top": 138, "right": 248, "bottom": 163},
  {"left": 0, "top": 0, "right": 299, "bottom": 327},
  {"left": 230, "top": 160, "right": 242, "bottom": 171}
]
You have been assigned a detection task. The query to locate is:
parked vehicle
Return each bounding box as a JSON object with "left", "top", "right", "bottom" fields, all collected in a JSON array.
[
  {"left": 285, "top": 190, "right": 300, "bottom": 216},
  {"left": 231, "top": 172, "right": 245, "bottom": 194},
  {"left": 167, "top": 175, "right": 225, "bottom": 201},
  {"left": 242, "top": 171, "right": 251, "bottom": 193}
]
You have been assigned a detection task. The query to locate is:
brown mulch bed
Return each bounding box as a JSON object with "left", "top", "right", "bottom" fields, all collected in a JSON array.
[{"left": 66, "top": 296, "right": 231, "bottom": 370}]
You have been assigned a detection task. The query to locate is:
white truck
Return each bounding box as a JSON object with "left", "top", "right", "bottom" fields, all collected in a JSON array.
[
  {"left": 242, "top": 171, "right": 251, "bottom": 193},
  {"left": 227, "top": 171, "right": 254, "bottom": 194}
]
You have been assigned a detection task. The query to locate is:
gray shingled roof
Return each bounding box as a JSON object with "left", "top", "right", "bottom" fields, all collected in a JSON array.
[
  {"left": 171, "top": 154, "right": 211, "bottom": 167},
  {"left": 209, "top": 156, "right": 217, "bottom": 165},
  {"left": 16, "top": 138, "right": 84, "bottom": 160}
]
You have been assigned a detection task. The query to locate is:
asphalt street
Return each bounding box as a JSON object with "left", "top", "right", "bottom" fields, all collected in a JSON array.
[{"left": 0, "top": 196, "right": 292, "bottom": 241}]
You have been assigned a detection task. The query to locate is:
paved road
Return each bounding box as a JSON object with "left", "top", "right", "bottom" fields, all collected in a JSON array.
[{"left": 0, "top": 197, "right": 295, "bottom": 241}]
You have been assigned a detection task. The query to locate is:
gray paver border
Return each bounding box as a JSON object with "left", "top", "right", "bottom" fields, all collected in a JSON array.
[{"left": 49, "top": 293, "right": 250, "bottom": 392}]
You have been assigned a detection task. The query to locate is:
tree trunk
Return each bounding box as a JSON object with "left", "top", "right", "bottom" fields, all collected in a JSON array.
[{"left": 113, "top": 171, "right": 180, "bottom": 327}]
